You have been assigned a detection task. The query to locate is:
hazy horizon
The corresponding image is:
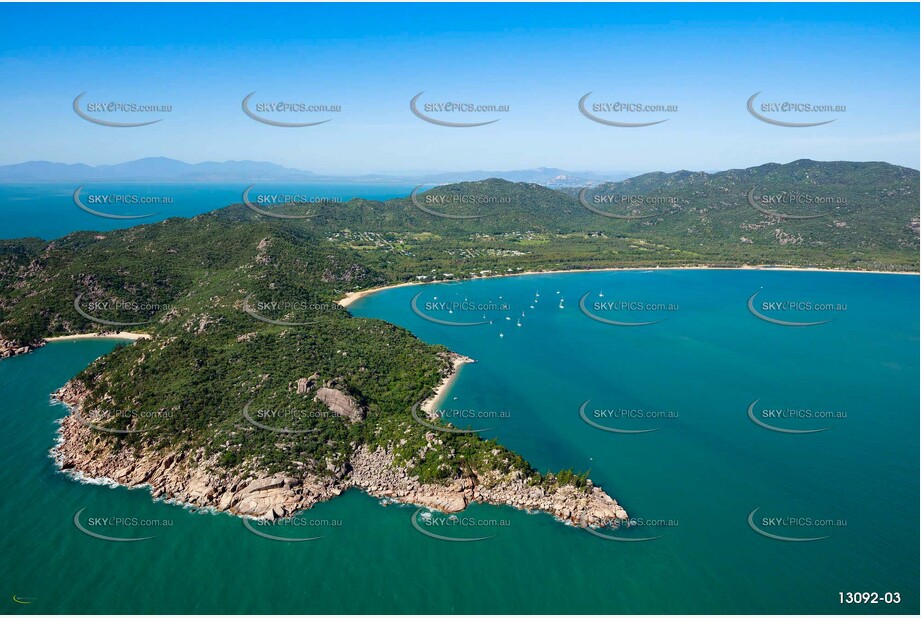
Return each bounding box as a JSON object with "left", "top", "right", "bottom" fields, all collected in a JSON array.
[{"left": 3, "top": 155, "right": 919, "bottom": 179}]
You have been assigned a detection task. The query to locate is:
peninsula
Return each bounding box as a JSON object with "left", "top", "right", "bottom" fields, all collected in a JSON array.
[{"left": 1, "top": 160, "right": 917, "bottom": 529}]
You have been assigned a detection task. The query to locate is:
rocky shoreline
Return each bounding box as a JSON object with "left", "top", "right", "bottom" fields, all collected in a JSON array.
[
  {"left": 0, "top": 338, "right": 42, "bottom": 358},
  {"left": 52, "top": 378, "right": 628, "bottom": 528},
  {"left": 1, "top": 331, "right": 149, "bottom": 360}
]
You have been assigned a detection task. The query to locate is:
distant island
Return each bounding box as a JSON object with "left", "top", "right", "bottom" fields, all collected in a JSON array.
[
  {"left": 0, "top": 157, "right": 631, "bottom": 187},
  {"left": 0, "top": 159, "right": 917, "bottom": 528}
]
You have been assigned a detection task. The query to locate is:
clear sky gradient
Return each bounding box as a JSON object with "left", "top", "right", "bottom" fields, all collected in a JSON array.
[{"left": 1, "top": 3, "right": 918, "bottom": 174}]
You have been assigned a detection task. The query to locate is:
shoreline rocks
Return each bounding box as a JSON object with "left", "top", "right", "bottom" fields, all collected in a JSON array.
[
  {"left": 2, "top": 331, "right": 149, "bottom": 360},
  {"left": 51, "top": 380, "right": 628, "bottom": 529},
  {"left": 1, "top": 338, "right": 41, "bottom": 358}
]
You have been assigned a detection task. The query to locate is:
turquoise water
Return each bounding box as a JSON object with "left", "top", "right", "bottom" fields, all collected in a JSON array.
[
  {"left": 1, "top": 270, "right": 917, "bottom": 613},
  {"left": 0, "top": 183, "right": 416, "bottom": 240}
]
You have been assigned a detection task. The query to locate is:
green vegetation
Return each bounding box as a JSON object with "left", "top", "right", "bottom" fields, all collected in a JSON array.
[
  {"left": 0, "top": 160, "right": 916, "bottom": 490},
  {"left": 0, "top": 209, "right": 547, "bottom": 485}
]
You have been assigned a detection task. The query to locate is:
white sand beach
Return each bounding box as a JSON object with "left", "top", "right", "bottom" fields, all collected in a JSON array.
[
  {"left": 338, "top": 265, "right": 919, "bottom": 308},
  {"left": 44, "top": 332, "right": 151, "bottom": 343}
]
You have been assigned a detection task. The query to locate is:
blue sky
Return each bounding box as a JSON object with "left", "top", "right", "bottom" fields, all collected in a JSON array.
[{"left": 1, "top": 3, "right": 918, "bottom": 174}]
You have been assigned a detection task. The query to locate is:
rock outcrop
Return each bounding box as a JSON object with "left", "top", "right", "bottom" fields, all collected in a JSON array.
[
  {"left": 1, "top": 339, "right": 41, "bottom": 358},
  {"left": 295, "top": 373, "right": 320, "bottom": 395},
  {"left": 53, "top": 381, "right": 342, "bottom": 520},
  {"left": 52, "top": 379, "right": 627, "bottom": 529},
  {"left": 347, "top": 446, "right": 627, "bottom": 525},
  {"left": 313, "top": 386, "right": 364, "bottom": 423}
]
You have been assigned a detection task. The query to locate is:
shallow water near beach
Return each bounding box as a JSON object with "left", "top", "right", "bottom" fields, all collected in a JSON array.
[{"left": 1, "top": 270, "right": 917, "bottom": 613}]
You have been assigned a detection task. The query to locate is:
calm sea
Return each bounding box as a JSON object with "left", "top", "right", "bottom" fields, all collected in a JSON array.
[
  {"left": 0, "top": 183, "right": 416, "bottom": 240},
  {"left": 0, "top": 269, "right": 917, "bottom": 613}
]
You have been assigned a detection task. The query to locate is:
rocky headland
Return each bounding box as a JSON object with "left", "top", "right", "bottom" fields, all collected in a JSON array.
[
  {"left": 1, "top": 338, "right": 42, "bottom": 358},
  {"left": 51, "top": 371, "right": 628, "bottom": 528}
]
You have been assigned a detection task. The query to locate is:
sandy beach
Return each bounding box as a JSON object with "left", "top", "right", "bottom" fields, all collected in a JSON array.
[
  {"left": 420, "top": 354, "right": 475, "bottom": 415},
  {"left": 44, "top": 331, "right": 151, "bottom": 343},
  {"left": 338, "top": 281, "right": 430, "bottom": 308},
  {"left": 338, "top": 264, "right": 919, "bottom": 308}
]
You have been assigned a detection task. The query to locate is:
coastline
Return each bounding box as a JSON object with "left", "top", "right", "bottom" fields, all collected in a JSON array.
[
  {"left": 1, "top": 331, "right": 150, "bottom": 360},
  {"left": 338, "top": 281, "right": 429, "bottom": 308},
  {"left": 44, "top": 331, "right": 151, "bottom": 343},
  {"left": 51, "top": 379, "right": 627, "bottom": 527},
  {"left": 338, "top": 264, "right": 920, "bottom": 308},
  {"left": 35, "top": 262, "right": 916, "bottom": 530},
  {"left": 420, "top": 353, "right": 474, "bottom": 415}
]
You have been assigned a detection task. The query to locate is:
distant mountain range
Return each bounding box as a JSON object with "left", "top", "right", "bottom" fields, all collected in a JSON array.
[{"left": 0, "top": 157, "right": 631, "bottom": 186}]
